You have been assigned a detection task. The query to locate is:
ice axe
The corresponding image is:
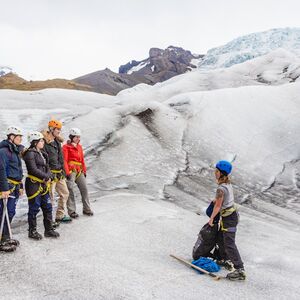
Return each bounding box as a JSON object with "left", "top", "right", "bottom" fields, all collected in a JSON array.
[
  {"left": 170, "top": 254, "right": 223, "bottom": 281},
  {"left": 0, "top": 195, "right": 15, "bottom": 242}
]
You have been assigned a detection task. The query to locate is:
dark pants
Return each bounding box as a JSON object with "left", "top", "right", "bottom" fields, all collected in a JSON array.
[
  {"left": 0, "top": 189, "right": 19, "bottom": 240},
  {"left": 28, "top": 192, "right": 53, "bottom": 232},
  {"left": 217, "top": 211, "right": 244, "bottom": 269}
]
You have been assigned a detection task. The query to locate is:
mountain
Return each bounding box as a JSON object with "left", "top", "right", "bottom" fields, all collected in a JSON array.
[
  {"left": 74, "top": 46, "right": 202, "bottom": 95},
  {"left": 0, "top": 72, "right": 92, "bottom": 92},
  {"left": 198, "top": 27, "right": 300, "bottom": 69},
  {"left": 0, "top": 66, "right": 13, "bottom": 77},
  {"left": 0, "top": 46, "right": 200, "bottom": 95},
  {"left": 118, "top": 49, "right": 300, "bottom": 100},
  {"left": 72, "top": 68, "right": 150, "bottom": 95},
  {"left": 119, "top": 46, "right": 201, "bottom": 77},
  {"left": 2, "top": 28, "right": 300, "bottom": 96}
]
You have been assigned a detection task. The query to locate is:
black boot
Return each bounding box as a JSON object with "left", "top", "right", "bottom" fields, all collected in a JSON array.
[
  {"left": 0, "top": 241, "right": 17, "bottom": 252},
  {"left": 1, "top": 235, "right": 20, "bottom": 247},
  {"left": 227, "top": 268, "right": 246, "bottom": 281},
  {"left": 44, "top": 229, "right": 60, "bottom": 238},
  {"left": 70, "top": 212, "right": 79, "bottom": 219},
  {"left": 29, "top": 229, "right": 43, "bottom": 240},
  {"left": 216, "top": 259, "right": 234, "bottom": 271}
]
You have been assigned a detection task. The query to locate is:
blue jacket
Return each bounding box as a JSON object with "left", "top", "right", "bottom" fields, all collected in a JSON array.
[{"left": 0, "top": 139, "right": 24, "bottom": 191}]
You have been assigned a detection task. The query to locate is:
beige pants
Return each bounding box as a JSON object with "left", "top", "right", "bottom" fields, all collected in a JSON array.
[{"left": 50, "top": 179, "right": 70, "bottom": 220}]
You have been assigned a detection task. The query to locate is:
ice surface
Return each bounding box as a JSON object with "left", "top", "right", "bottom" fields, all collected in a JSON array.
[
  {"left": 0, "top": 50, "right": 300, "bottom": 299},
  {"left": 1, "top": 195, "right": 299, "bottom": 299}
]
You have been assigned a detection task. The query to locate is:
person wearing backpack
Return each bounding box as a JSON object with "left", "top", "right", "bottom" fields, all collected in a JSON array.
[
  {"left": 23, "top": 131, "right": 60, "bottom": 240},
  {"left": 208, "top": 160, "right": 246, "bottom": 281}
]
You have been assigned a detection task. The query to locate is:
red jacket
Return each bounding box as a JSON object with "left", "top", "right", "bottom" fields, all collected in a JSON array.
[{"left": 63, "top": 141, "right": 87, "bottom": 175}]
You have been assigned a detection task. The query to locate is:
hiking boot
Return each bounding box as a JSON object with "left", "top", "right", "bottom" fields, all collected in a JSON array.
[
  {"left": 83, "top": 211, "right": 94, "bottom": 216},
  {"left": 216, "top": 259, "right": 234, "bottom": 271},
  {"left": 29, "top": 229, "right": 43, "bottom": 240},
  {"left": 52, "top": 221, "right": 60, "bottom": 229},
  {"left": 44, "top": 230, "right": 60, "bottom": 238},
  {"left": 55, "top": 216, "right": 72, "bottom": 223},
  {"left": 226, "top": 268, "right": 246, "bottom": 281},
  {"left": 1, "top": 236, "right": 20, "bottom": 247},
  {"left": 5, "top": 239, "right": 20, "bottom": 247},
  {"left": 69, "top": 212, "right": 79, "bottom": 219},
  {"left": 0, "top": 241, "right": 17, "bottom": 252}
]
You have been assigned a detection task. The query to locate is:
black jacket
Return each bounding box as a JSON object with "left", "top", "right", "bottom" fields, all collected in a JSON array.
[
  {"left": 0, "top": 139, "right": 23, "bottom": 191},
  {"left": 23, "top": 148, "right": 52, "bottom": 181},
  {"left": 42, "top": 130, "right": 64, "bottom": 172},
  {"left": 44, "top": 140, "right": 64, "bottom": 171},
  {"left": 23, "top": 148, "right": 53, "bottom": 199}
]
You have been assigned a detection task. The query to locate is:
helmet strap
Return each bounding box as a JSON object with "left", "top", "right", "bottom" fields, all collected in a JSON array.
[{"left": 8, "top": 134, "right": 17, "bottom": 144}]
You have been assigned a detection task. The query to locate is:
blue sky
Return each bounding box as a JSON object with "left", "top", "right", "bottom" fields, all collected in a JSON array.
[{"left": 1, "top": 0, "right": 300, "bottom": 79}]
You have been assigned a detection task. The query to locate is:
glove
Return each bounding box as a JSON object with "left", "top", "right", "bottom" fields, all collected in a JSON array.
[
  {"left": 84, "top": 173, "right": 87, "bottom": 178},
  {"left": 66, "top": 174, "right": 72, "bottom": 180},
  {"left": 0, "top": 190, "right": 10, "bottom": 199}
]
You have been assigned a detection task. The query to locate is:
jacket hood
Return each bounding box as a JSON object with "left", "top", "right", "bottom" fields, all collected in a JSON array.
[
  {"left": 0, "top": 139, "right": 22, "bottom": 153},
  {"left": 0, "top": 139, "right": 10, "bottom": 149}
]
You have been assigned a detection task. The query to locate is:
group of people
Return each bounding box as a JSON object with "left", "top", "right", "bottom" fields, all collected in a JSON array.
[
  {"left": 0, "top": 119, "right": 93, "bottom": 252},
  {"left": 192, "top": 160, "right": 246, "bottom": 281},
  {"left": 0, "top": 121, "right": 245, "bottom": 280}
]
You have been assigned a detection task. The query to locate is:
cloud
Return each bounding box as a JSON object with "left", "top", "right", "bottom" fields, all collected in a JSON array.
[{"left": 1, "top": 0, "right": 300, "bottom": 79}]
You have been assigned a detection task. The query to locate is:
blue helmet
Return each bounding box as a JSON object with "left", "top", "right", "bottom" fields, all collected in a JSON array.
[{"left": 216, "top": 160, "right": 232, "bottom": 175}]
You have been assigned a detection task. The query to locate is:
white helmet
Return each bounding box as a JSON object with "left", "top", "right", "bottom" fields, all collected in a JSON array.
[
  {"left": 69, "top": 128, "right": 81, "bottom": 136},
  {"left": 6, "top": 126, "right": 23, "bottom": 136},
  {"left": 28, "top": 131, "right": 44, "bottom": 143}
]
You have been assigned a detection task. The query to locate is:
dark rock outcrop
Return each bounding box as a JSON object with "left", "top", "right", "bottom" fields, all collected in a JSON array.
[{"left": 74, "top": 46, "right": 203, "bottom": 95}]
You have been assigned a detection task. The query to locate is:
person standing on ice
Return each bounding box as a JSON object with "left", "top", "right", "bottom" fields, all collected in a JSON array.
[
  {"left": 23, "top": 132, "right": 60, "bottom": 240},
  {"left": 63, "top": 128, "right": 93, "bottom": 218},
  {"left": 0, "top": 126, "right": 24, "bottom": 252},
  {"left": 42, "top": 119, "right": 71, "bottom": 225},
  {"left": 208, "top": 160, "right": 246, "bottom": 281}
]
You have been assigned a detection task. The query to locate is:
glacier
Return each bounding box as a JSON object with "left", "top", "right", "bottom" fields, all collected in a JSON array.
[
  {"left": 199, "top": 28, "right": 300, "bottom": 70},
  {"left": 0, "top": 49, "right": 300, "bottom": 299}
]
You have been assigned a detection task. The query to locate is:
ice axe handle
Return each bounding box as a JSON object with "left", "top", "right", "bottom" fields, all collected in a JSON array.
[{"left": 170, "top": 254, "right": 221, "bottom": 281}]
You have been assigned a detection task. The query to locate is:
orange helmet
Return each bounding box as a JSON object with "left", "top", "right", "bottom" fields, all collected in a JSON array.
[{"left": 48, "top": 119, "right": 62, "bottom": 129}]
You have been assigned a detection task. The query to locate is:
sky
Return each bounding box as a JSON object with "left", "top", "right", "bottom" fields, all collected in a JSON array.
[{"left": 1, "top": 0, "right": 300, "bottom": 80}]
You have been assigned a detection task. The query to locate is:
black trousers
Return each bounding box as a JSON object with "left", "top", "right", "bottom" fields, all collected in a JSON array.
[
  {"left": 28, "top": 192, "right": 53, "bottom": 232},
  {"left": 217, "top": 211, "right": 244, "bottom": 269}
]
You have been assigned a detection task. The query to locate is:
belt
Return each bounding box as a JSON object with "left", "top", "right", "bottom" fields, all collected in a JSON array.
[
  {"left": 50, "top": 169, "right": 64, "bottom": 182},
  {"left": 50, "top": 169, "right": 63, "bottom": 174},
  {"left": 220, "top": 204, "right": 237, "bottom": 217},
  {"left": 69, "top": 161, "right": 82, "bottom": 166}
]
